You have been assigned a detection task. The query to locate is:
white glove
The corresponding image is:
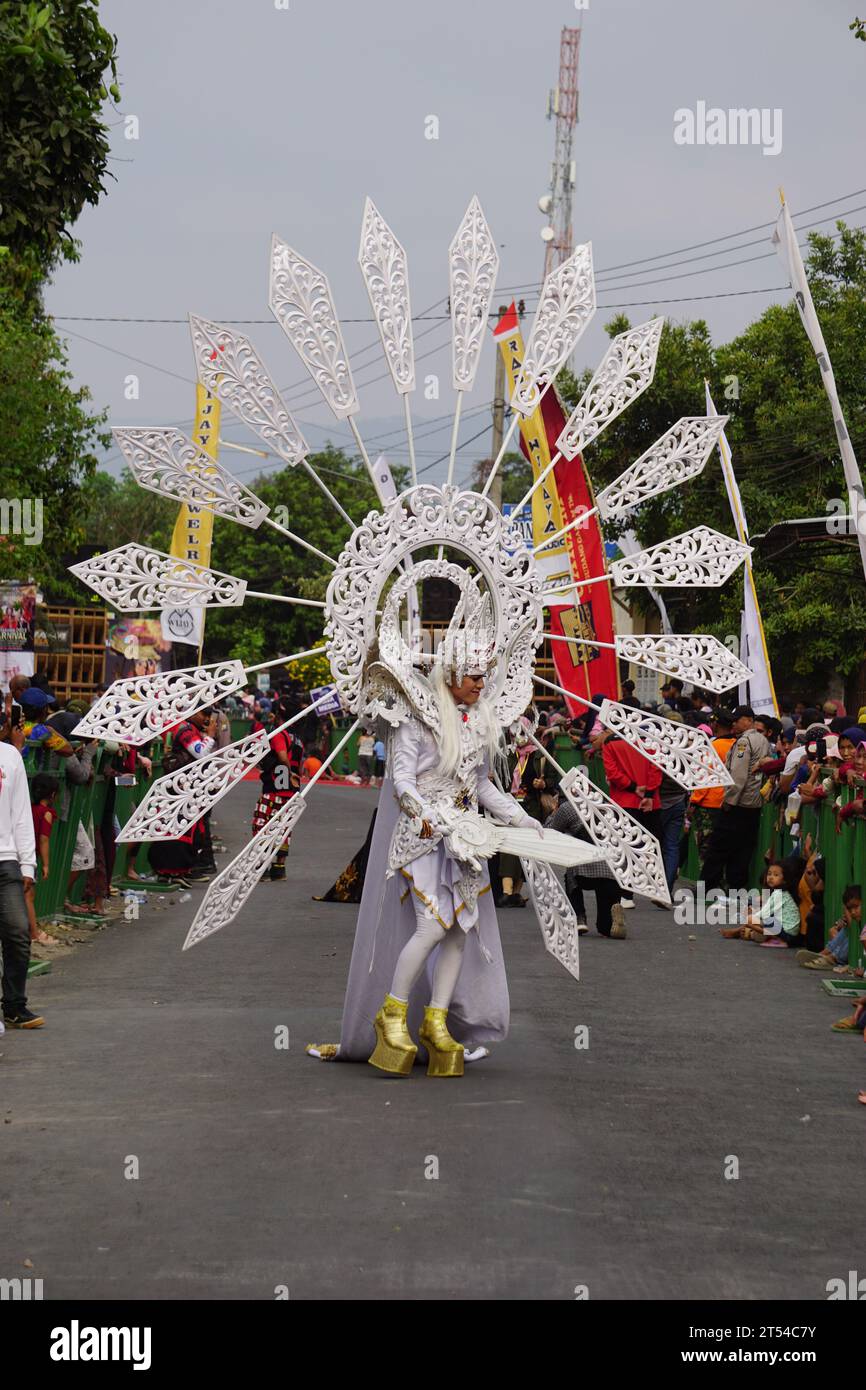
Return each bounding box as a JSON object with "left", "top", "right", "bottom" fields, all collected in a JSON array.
[{"left": 515, "top": 811, "right": 545, "bottom": 839}]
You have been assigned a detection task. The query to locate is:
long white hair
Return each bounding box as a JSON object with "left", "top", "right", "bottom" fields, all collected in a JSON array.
[{"left": 430, "top": 661, "right": 503, "bottom": 778}]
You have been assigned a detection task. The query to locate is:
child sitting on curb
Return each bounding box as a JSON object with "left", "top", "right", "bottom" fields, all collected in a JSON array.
[
  {"left": 798, "top": 886, "right": 862, "bottom": 970},
  {"left": 719, "top": 859, "right": 800, "bottom": 946}
]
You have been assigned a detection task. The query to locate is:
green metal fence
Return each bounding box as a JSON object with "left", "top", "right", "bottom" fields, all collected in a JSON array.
[{"left": 18, "top": 735, "right": 866, "bottom": 968}]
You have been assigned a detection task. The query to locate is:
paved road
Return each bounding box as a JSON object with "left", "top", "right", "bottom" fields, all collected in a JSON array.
[{"left": 3, "top": 780, "right": 864, "bottom": 1300}]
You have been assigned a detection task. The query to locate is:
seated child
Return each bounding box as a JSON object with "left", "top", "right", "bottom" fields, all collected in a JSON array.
[
  {"left": 719, "top": 859, "right": 800, "bottom": 946},
  {"left": 798, "top": 885, "right": 862, "bottom": 969}
]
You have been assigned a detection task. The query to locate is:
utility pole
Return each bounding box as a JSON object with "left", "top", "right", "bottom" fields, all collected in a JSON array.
[{"left": 489, "top": 304, "right": 508, "bottom": 510}]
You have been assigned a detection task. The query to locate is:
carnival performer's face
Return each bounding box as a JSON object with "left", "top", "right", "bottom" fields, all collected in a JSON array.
[{"left": 449, "top": 672, "right": 485, "bottom": 706}]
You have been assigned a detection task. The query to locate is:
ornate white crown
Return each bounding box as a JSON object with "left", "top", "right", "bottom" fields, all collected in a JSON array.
[{"left": 436, "top": 590, "right": 496, "bottom": 684}]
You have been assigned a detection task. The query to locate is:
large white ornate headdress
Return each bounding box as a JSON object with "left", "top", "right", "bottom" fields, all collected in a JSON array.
[
  {"left": 69, "top": 193, "right": 754, "bottom": 956},
  {"left": 436, "top": 590, "right": 496, "bottom": 684},
  {"left": 333, "top": 490, "right": 542, "bottom": 735}
]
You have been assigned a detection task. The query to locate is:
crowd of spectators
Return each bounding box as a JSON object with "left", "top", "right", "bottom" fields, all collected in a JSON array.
[{"left": 513, "top": 682, "right": 866, "bottom": 1099}]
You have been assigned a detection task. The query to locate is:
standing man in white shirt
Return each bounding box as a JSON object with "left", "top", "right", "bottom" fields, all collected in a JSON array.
[{"left": 0, "top": 739, "right": 43, "bottom": 1030}]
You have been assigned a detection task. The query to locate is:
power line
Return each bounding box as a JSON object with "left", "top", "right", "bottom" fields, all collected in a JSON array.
[
  {"left": 51, "top": 189, "right": 866, "bottom": 327},
  {"left": 594, "top": 205, "right": 866, "bottom": 285},
  {"left": 590, "top": 186, "right": 866, "bottom": 275}
]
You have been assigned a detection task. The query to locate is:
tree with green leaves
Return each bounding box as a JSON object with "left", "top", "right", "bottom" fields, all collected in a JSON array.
[
  {"left": 0, "top": 0, "right": 119, "bottom": 599},
  {"left": 0, "top": 283, "right": 110, "bottom": 594},
  {"left": 0, "top": 0, "right": 118, "bottom": 292}
]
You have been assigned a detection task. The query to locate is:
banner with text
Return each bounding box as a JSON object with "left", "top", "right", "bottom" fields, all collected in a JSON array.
[
  {"left": 161, "top": 384, "right": 220, "bottom": 651},
  {"left": 494, "top": 304, "right": 619, "bottom": 714}
]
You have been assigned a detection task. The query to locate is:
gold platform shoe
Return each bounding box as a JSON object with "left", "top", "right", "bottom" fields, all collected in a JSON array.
[
  {"left": 368, "top": 994, "right": 417, "bottom": 1076},
  {"left": 418, "top": 1006, "right": 465, "bottom": 1077}
]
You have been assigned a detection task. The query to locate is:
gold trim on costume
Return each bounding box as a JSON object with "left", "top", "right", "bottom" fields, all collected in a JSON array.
[{"left": 399, "top": 869, "right": 490, "bottom": 930}]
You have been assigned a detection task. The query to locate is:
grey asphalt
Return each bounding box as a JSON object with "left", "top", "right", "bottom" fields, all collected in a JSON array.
[{"left": 3, "top": 781, "right": 864, "bottom": 1301}]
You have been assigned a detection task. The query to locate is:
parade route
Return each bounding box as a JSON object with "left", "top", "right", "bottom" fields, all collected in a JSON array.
[{"left": 4, "top": 782, "right": 864, "bottom": 1301}]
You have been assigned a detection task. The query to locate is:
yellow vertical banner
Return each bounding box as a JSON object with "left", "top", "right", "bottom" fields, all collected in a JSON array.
[
  {"left": 492, "top": 308, "right": 570, "bottom": 591},
  {"left": 161, "top": 385, "right": 221, "bottom": 653}
]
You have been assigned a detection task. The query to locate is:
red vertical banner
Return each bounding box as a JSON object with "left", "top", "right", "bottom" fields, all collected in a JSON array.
[{"left": 494, "top": 307, "right": 620, "bottom": 713}]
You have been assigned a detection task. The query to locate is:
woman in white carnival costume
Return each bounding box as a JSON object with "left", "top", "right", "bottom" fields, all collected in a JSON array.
[{"left": 314, "top": 604, "right": 545, "bottom": 1079}]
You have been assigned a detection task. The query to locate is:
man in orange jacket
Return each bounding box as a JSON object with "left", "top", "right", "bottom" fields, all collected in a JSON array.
[{"left": 689, "top": 709, "right": 735, "bottom": 857}]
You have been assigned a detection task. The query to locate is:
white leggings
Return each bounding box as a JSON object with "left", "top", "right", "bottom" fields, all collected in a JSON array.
[{"left": 390, "top": 905, "right": 467, "bottom": 1010}]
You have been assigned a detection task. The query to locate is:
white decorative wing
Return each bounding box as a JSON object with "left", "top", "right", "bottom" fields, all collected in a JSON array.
[
  {"left": 511, "top": 243, "right": 595, "bottom": 416},
  {"left": 116, "top": 730, "right": 270, "bottom": 842},
  {"left": 188, "top": 315, "right": 308, "bottom": 465},
  {"left": 113, "top": 426, "right": 269, "bottom": 528},
  {"left": 522, "top": 859, "right": 580, "bottom": 981},
  {"left": 559, "top": 768, "right": 671, "bottom": 904},
  {"left": 598, "top": 699, "right": 733, "bottom": 791},
  {"left": 69, "top": 544, "right": 246, "bottom": 611},
  {"left": 449, "top": 195, "right": 499, "bottom": 391},
  {"left": 596, "top": 415, "right": 728, "bottom": 520},
  {"left": 557, "top": 317, "right": 664, "bottom": 459},
  {"left": 71, "top": 661, "right": 247, "bottom": 745},
  {"left": 615, "top": 633, "right": 751, "bottom": 693},
  {"left": 358, "top": 198, "right": 414, "bottom": 394},
  {"left": 609, "top": 526, "right": 751, "bottom": 588},
  {"left": 269, "top": 236, "right": 359, "bottom": 419},
  {"left": 183, "top": 795, "right": 309, "bottom": 949}
]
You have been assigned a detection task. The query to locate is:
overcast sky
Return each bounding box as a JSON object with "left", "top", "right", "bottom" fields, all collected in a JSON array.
[{"left": 47, "top": 0, "right": 866, "bottom": 487}]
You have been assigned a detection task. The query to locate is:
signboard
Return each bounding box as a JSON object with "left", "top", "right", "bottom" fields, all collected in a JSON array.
[
  {"left": 0, "top": 581, "right": 38, "bottom": 684},
  {"left": 502, "top": 502, "right": 533, "bottom": 550},
  {"left": 309, "top": 683, "right": 342, "bottom": 717}
]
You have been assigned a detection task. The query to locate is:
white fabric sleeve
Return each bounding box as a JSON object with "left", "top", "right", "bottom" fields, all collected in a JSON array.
[
  {"left": 391, "top": 722, "right": 427, "bottom": 815},
  {"left": 9, "top": 751, "right": 36, "bottom": 878},
  {"left": 475, "top": 760, "right": 536, "bottom": 826}
]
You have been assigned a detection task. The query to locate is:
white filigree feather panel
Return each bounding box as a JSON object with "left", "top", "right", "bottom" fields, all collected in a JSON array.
[
  {"left": 522, "top": 858, "right": 580, "bottom": 980},
  {"left": 559, "top": 768, "right": 671, "bottom": 904},
  {"left": 609, "top": 526, "right": 751, "bottom": 588},
  {"left": 511, "top": 243, "right": 595, "bottom": 416},
  {"left": 596, "top": 415, "right": 728, "bottom": 520},
  {"left": 556, "top": 317, "right": 664, "bottom": 459},
  {"left": 116, "top": 730, "right": 271, "bottom": 842},
  {"left": 358, "top": 198, "right": 414, "bottom": 395},
  {"left": 614, "top": 634, "right": 751, "bottom": 693},
  {"left": 183, "top": 796, "right": 309, "bottom": 949},
  {"left": 449, "top": 195, "right": 499, "bottom": 391},
  {"left": 598, "top": 700, "right": 733, "bottom": 791},
  {"left": 71, "top": 662, "right": 248, "bottom": 744},
  {"left": 269, "top": 236, "right": 359, "bottom": 419},
  {"left": 188, "top": 315, "right": 308, "bottom": 465},
  {"left": 69, "top": 544, "right": 247, "bottom": 610},
  {"left": 112, "top": 427, "right": 269, "bottom": 528}
]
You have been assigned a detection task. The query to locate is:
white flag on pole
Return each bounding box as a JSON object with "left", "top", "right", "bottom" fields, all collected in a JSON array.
[
  {"left": 373, "top": 453, "right": 397, "bottom": 502},
  {"left": 771, "top": 198, "right": 866, "bottom": 581},
  {"left": 705, "top": 384, "right": 777, "bottom": 715}
]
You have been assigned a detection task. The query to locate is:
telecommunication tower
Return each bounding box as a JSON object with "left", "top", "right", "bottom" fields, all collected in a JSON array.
[{"left": 539, "top": 26, "right": 581, "bottom": 279}]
